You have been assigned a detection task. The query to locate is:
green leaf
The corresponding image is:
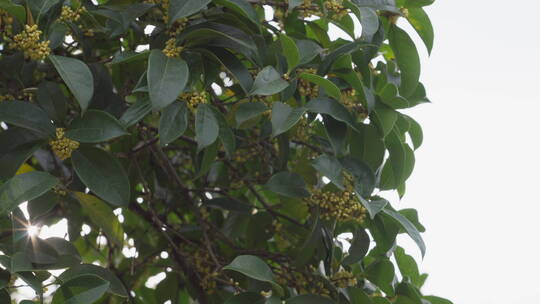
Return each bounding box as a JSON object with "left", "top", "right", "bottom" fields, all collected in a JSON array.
[
  {"left": 370, "top": 297, "right": 391, "bottom": 304},
  {"left": 0, "top": 0, "right": 26, "bottom": 23},
  {"left": 0, "top": 172, "right": 58, "bottom": 216},
  {"left": 0, "top": 128, "right": 41, "bottom": 180},
  {"left": 280, "top": 34, "right": 300, "bottom": 72},
  {"left": 405, "top": 115, "right": 423, "bottom": 150},
  {"left": 404, "top": 0, "right": 434, "bottom": 7},
  {"left": 65, "top": 110, "right": 127, "bottom": 143},
  {"left": 371, "top": 104, "right": 398, "bottom": 137},
  {"left": 36, "top": 81, "right": 68, "bottom": 123},
  {"left": 350, "top": 124, "right": 385, "bottom": 172},
  {"left": 29, "top": 0, "right": 61, "bottom": 22},
  {"left": 340, "top": 156, "right": 375, "bottom": 198},
  {"left": 348, "top": 287, "right": 373, "bottom": 304},
  {"left": 49, "top": 55, "right": 94, "bottom": 112},
  {"left": 351, "top": 0, "right": 399, "bottom": 12},
  {"left": 72, "top": 147, "right": 130, "bottom": 207},
  {"left": 294, "top": 216, "right": 321, "bottom": 267},
  {"left": 206, "top": 47, "right": 253, "bottom": 94},
  {"left": 223, "top": 255, "right": 283, "bottom": 295},
  {"left": 159, "top": 102, "right": 188, "bottom": 146},
  {"left": 379, "top": 130, "right": 412, "bottom": 189},
  {"left": 394, "top": 247, "right": 420, "bottom": 286},
  {"left": 388, "top": 25, "right": 421, "bottom": 97},
  {"left": 211, "top": 107, "right": 236, "bottom": 157},
  {"left": 52, "top": 274, "right": 110, "bottom": 304},
  {"left": 147, "top": 49, "right": 189, "bottom": 110},
  {"left": 58, "top": 264, "right": 128, "bottom": 297},
  {"left": 39, "top": 237, "right": 81, "bottom": 269},
  {"left": 195, "top": 104, "right": 220, "bottom": 151},
  {"left": 366, "top": 259, "right": 395, "bottom": 296},
  {"left": 423, "top": 296, "right": 454, "bottom": 304},
  {"left": 119, "top": 97, "right": 152, "bottom": 127},
  {"left": 271, "top": 102, "right": 306, "bottom": 137},
  {"left": 111, "top": 50, "right": 150, "bottom": 65},
  {"left": 235, "top": 102, "right": 268, "bottom": 126},
  {"left": 312, "top": 155, "right": 344, "bottom": 189},
  {"left": 224, "top": 292, "right": 264, "bottom": 304},
  {"left": 10, "top": 252, "right": 33, "bottom": 273},
  {"left": 74, "top": 192, "right": 124, "bottom": 248},
  {"left": 305, "top": 97, "right": 357, "bottom": 131},
  {"left": 204, "top": 197, "right": 252, "bottom": 213},
  {"left": 378, "top": 82, "right": 409, "bottom": 109},
  {"left": 181, "top": 22, "right": 258, "bottom": 61},
  {"left": 0, "top": 101, "right": 55, "bottom": 138},
  {"left": 407, "top": 7, "right": 434, "bottom": 54},
  {"left": 383, "top": 208, "right": 426, "bottom": 257},
  {"left": 358, "top": 197, "right": 388, "bottom": 219},
  {"left": 342, "top": 228, "right": 370, "bottom": 265},
  {"left": 0, "top": 269, "right": 9, "bottom": 289},
  {"left": 250, "top": 66, "right": 289, "bottom": 96},
  {"left": 215, "top": 0, "right": 260, "bottom": 26},
  {"left": 296, "top": 40, "right": 323, "bottom": 65},
  {"left": 299, "top": 73, "right": 341, "bottom": 100},
  {"left": 168, "top": 0, "right": 211, "bottom": 26},
  {"left": 265, "top": 172, "right": 310, "bottom": 198},
  {"left": 286, "top": 294, "right": 335, "bottom": 304}
]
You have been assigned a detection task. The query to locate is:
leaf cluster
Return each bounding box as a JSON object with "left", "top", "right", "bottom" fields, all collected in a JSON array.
[{"left": 0, "top": 0, "right": 450, "bottom": 303}]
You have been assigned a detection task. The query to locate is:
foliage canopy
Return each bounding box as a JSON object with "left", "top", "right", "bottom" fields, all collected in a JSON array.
[{"left": 0, "top": 0, "right": 451, "bottom": 303}]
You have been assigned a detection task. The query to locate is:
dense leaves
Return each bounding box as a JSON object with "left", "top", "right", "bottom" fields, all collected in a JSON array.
[{"left": 0, "top": 0, "right": 451, "bottom": 303}]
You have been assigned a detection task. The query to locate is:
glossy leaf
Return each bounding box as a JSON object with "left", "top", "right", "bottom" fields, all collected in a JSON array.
[
  {"left": 49, "top": 55, "right": 94, "bottom": 112},
  {"left": 286, "top": 295, "right": 335, "bottom": 304},
  {"left": 265, "top": 172, "right": 310, "bottom": 198},
  {"left": 305, "top": 97, "right": 358, "bottom": 131},
  {"left": 342, "top": 228, "right": 370, "bottom": 265},
  {"left": 407, "top": 7, "right": 434, "bottom": 54},
  {"left": 223, "top": 255, "right": 283, "bottom": 294},
  {"left": 159, "top": 102, "right": 188, "bottom": 146},
  {"left": 388, "top": 25, "right": 421, "bottom": 97},
  {"left": 52, "top": 275, "right": 110, "bottom": 304},
  {"left": 280, "top": 34, "right": 300, "bottom": 72},
  {"left": 215, "top": 0, "right": 260, "bottom": 25},
  {"left": 250, "top": 66, "right": 289, "bottom": 96},
  {"left": 235, "top": 102, "right": 268, "bottom": 125},
  {"left": 312, "top": 155, "right": 344, "bottom": 189},
  {"left": 271, "top": 102, "right": 306, "bottom": 137},
  {"left": 74, "top": 192, "right": 124, "bottom": 247},
  {"left": 58, "top": 264, "right": 128, "bottom": 297},
  {"left": 147, "top": 49, "right": 189, "bottom": 110},
  {"left": 0, "top": 172, "right": 58, "bottom": 215},
  {"left": 0, "top": 101, "right": 55, "bottom": 138},
  {"left": 168, "top": 0, "right": 211, "bottom": 26},
  {"left": 195, "top": 104, "right": 220, "bottom": 151},
  {"left": 366, "top": 259, "right": 395, "bottom": 296},
  {"left": 72, "top": 147, "right": 130, "bottom": 207},
  {"left": 66, "top": 110, "right": 127, "bottom": 143},
  {"left": 299, "top": 73, "right": 341, "bottom": 100},
  {"left": 36, "top": 81, "right": 68, "bottom": 123},
  {"left": 383, "top": 208, "right": 426, "bottom": 257}
]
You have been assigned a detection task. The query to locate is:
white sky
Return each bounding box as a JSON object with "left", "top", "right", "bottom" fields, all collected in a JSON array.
[{"left": 395, "top": 0, "right": 540, "bottom": 303}]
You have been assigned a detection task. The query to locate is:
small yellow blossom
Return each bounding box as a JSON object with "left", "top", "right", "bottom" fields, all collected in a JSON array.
[
  {"left": 49, "top": 128, "right": 80, "bottom": 160},
  {"left": 8, "top": 25, "right": 51, "bottom": 61},
  {"left": 162, "top": 38, "right": 183, "bottom": 58}
]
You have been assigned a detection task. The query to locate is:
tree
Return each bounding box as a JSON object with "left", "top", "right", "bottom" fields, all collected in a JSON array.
[{"left": 0, "top": 0, "right": 451, "bottom": 303}]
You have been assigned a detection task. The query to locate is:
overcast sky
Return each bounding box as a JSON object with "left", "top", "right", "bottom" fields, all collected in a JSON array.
[{"left": 395, "top": 0, "right": 540, "bottom": 303}]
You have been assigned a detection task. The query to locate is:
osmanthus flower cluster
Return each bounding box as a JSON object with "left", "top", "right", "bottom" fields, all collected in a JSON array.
[{"left": 0, "top": 0, "right": 452, "bottom": 303}]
